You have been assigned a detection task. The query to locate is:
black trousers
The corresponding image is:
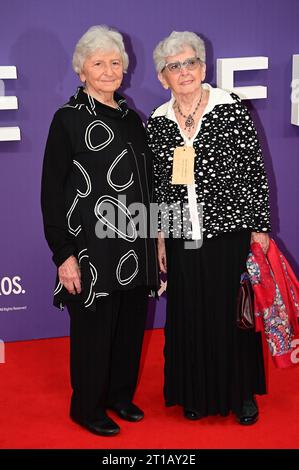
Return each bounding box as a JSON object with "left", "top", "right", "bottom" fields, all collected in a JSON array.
[{"left": 66, "top": 286, "right": 148, "bottom": 421}]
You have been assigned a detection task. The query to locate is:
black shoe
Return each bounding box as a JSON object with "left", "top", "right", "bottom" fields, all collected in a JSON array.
[
  {"left": 70, "top": 413, "right": 120, "bottom": 436},
  {"left": 236, "top": 398, "right": 259, "bottom": 425},
  {"left": 183, "top": 408, "right": 202, "bottom": 420},
  {"left": 109, "top": 402, "right": 144, "bottom": 422}
]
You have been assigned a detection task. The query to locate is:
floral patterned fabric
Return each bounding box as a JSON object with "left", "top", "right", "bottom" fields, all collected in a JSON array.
[{"left": 247, "top": 239, "right": 299, "bottom": 368}]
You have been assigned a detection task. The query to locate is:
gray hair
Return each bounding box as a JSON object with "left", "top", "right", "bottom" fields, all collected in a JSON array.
[
  {"left": 153, "top": 31, "right": 206, "bottom": 73},
  {"left": 72, "top": 25, "right": 129, "bottom": 74}
]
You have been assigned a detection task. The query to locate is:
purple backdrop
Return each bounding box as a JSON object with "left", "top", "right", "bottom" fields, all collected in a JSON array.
[{"left": 0, "top": 0, "right": 298, "bottom": 341}]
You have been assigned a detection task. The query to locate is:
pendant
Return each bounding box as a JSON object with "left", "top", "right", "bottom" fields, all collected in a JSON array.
[{"left": 185, "top": 114, "right": 194, "bottom": 128}]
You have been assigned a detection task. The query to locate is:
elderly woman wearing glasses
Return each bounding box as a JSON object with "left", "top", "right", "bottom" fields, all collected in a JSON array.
[{"left": 147, "top": 31, "right": 271, "bottom": 425}]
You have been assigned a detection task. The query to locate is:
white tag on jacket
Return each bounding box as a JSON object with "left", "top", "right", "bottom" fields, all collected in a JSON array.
[{"left": 171, "top": 146, "right": 195, "bottom": 185}]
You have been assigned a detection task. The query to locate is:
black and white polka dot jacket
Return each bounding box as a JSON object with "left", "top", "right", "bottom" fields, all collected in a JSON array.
[{"left": 146, "top": 85, "right": 271, "bottom": 239}]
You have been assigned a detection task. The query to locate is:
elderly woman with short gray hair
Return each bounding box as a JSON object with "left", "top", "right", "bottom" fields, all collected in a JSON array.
[
  {"left": 147, "top": 31, "right": 271, "bottom": 425},
  {"left": 41, "top": 25, "right": 158, "bottom": 436}
]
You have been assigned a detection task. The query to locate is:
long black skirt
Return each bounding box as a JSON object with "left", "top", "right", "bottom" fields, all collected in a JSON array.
[{"left": 164, "top": 230, "right": 266, "bottom": 417}]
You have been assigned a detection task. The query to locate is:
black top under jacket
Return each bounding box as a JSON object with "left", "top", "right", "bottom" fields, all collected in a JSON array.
[{"left": 41, "top": 87, "right": 159, "bottom": 311}]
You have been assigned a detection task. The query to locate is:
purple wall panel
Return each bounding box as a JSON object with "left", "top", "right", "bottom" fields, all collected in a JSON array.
[{"left": 0, "top": 0, "right": 298, "bottom": 340}]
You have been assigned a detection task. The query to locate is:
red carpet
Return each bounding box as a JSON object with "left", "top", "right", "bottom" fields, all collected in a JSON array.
[{"left": 0, "top": 329, "right": 298, "bottom": 449}]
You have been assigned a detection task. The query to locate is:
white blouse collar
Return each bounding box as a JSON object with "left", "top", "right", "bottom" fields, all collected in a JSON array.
[{"left": 151, "top": 83, "right": 235, "bottom": 120}]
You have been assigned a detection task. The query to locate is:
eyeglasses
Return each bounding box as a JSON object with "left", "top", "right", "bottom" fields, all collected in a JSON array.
[{"left": 162, "top": 57, "right": 201, "bottom": 74}]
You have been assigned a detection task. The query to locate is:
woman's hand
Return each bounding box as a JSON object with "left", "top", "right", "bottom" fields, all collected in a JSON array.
[
  {"left": 58, "top": 255, "right": 82, "bottom": 295},
  {"left": 251, "top": 232, "right": 270, "bottom": 254},
  {"left": 157, "top": 233, "right": 167, "bottom": 273}
]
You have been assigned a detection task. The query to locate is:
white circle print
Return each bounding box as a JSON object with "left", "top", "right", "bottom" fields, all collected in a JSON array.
[{"left": 116, "top": 250, "right": 139, "bottom": 286}]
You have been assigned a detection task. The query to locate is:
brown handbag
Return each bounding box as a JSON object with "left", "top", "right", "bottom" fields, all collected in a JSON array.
[{"left": 236, "top": 272, "right": 255, "bottom": 329}]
